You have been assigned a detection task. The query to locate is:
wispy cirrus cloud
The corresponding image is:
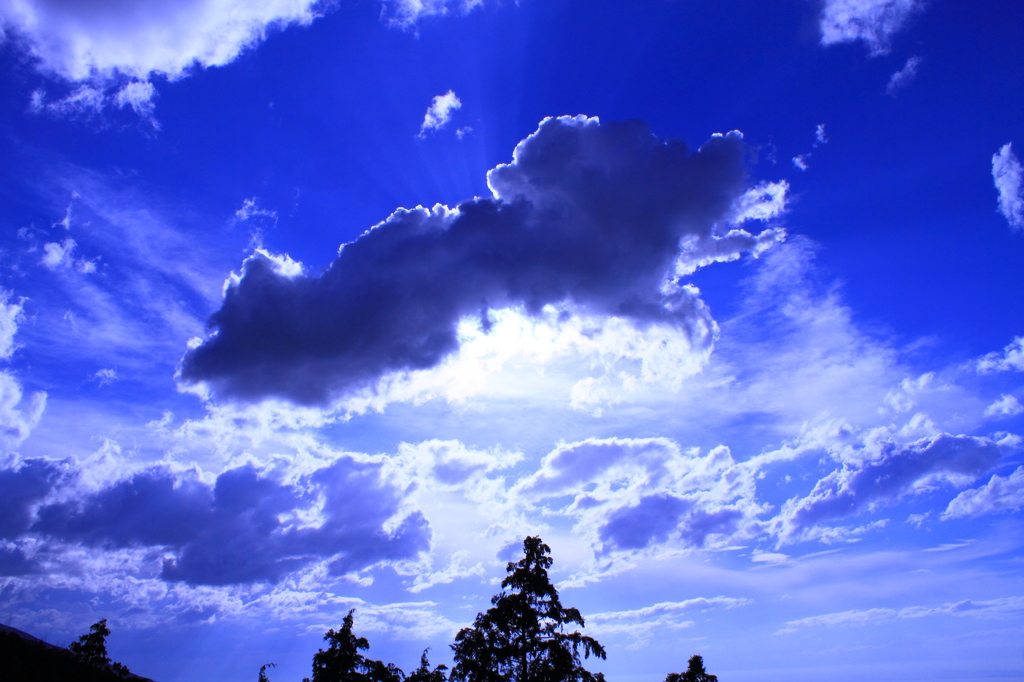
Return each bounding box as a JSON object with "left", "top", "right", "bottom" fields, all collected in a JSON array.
[
  {"left": 886, "top": 55, "right": 922, "bottom": 94},
  {"left": 779, "top": 596, "right": 1024, "bottom": 633},
  {"left": 382, "top": 0, "right": 485, "bottom": 28},
  {"left": 588, "top": 597, "right": 749, "bottom": 645}
]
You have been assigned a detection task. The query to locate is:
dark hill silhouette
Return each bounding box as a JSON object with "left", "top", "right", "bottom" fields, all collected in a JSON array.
[{"left": 0, "top": 622, "right": 154, "bottom": 682}]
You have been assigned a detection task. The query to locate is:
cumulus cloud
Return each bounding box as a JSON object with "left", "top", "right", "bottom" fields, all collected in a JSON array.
[
  {"left": 976, "top": 336, "right": 1024, "bottom": 373},
  {"left": 992, "top": 143, "right": 1024, "bottom": 230},
  {"left": 419, "top": 90, "right": 462, "bottom": 136},
  {"left": 25, "top": 456, "right": 430, "bottom": 586},
  {"left": 942, "top": 466, "right": 1024, "bottom": 519},
  {"left": 774, "top": 433, "right": 1002, "bottom": 543},
  {"left": 0, "top": 457, "right": 69, "bottom": 541},
  {"left": 819, "top": 0, "right": 925, "bottom": 55},
  {"left": 515, "top": 437, "right": 765, "bottom": 556},
  {"left": 886, "top": 55, "right": 922, "bottom": 94},
  {"left": 180, "top": 116, "right": 785, "bottom": 406},
  {"left": 984, "top": 394, "right": 1023, "bottom": 419}
]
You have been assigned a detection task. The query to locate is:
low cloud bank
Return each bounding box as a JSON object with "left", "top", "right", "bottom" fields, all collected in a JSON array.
[{"left": 3, "top": 455, "right": 430, "bottom": 585}]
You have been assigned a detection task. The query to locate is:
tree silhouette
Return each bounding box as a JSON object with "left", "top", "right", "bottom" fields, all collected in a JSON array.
[
  {"left": 259, "top": 662, "right": 277, "bottom": 682},
  {"left": 664, "top": 655, "right": 717, "bottom": 682},
  {"left": 68, "top": 618, "right": 130, "bottom": 678},
  {"left": 306, "top": 610, "right": 404, "bottom": 682},
  {"left": 451, "top": 536, "right": 606, "bottom": 682},
  {"left": 406, "top": 649, "right": 449, "bottom": 682}
]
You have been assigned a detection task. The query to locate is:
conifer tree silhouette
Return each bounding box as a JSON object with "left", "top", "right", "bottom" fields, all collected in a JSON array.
[
  {"left": 406, "top": 648, "right": 449, "bottom": 682},
  {"left": 69, "top": 618, "right": 131, "bottom": 678},
  {"left": 451, "top": 536, "right": 605, "bottom": 682},
  {"left": 664, "top": 655, "right": 717, "bottom": 682},
  {"left": 306, "top": 610, "right": 404, "bottom": 682}
]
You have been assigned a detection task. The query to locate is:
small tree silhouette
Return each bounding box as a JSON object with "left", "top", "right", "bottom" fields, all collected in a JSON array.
[
  {"left": 305, "top": 610, "right": 403, "bottom": 682},
  {"left": 406, "top": 649, "right": 448, "bottom": 682},
  {"left": 451, "top": 536, "right": 605, "bottom": 682},
  {"left": 664, "top": 655, "right": 717, "bottom": 682},
  {"left": 258, "top": 662, "right": 277, "bottom": 682},
  {"left": 68, "top": 619, "right": 131, "bottom": 678}
]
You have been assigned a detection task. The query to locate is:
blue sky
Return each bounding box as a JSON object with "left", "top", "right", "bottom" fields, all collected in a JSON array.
[{"left": 1, "top": 1, "right": 1024, "bottom": 680}]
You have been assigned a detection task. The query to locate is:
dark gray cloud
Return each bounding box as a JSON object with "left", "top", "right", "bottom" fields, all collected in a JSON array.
[
  {"left": 29, "top": 458, "right": 429, "bottom": 586},
  {"left": 180, "top": 116, "right": 774, "bottom": 405},
  {"left": 0, "top": 457, "right": 69, "bottom": 539},
  {"left": 777, "top": 433, "right": 1002, "bottom": 541},
  {"left": 600, "top": 493, "right": 688, "bottom": 550},
  {"left": 599, "top": 493, "right": 743, "bottom": 551}
]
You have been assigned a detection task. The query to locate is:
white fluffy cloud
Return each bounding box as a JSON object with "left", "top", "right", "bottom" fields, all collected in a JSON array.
[
  {"left": 419, "top": 90, "right": 462, "bottom": 136},
  {"left": 0, "top": 0, "right": 324, "bottom": 81},
  {"left": 976, "top": 336, "right": 1024, "bottom": 373},
  {"left": 819, "top": 0, "right": 925, "bottom": 55},
  {"left": 0, "top": 289, "right": 23, "bottom": 361},
  {"left": 983, "top": 394, "right": 1023, "bottom": 419},
  {"left": 0, "top": 290, "right": 46, "bottom": 451},
  {"left": 943, "top": 466, "right": 1024, "bottom": 519},
  {"left": 992, "top": 143, "right": 1024, "bottom": 230}
]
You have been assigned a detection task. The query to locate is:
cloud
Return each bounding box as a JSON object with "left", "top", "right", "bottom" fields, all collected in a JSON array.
[
  {"left": 976, "top": 336, "right": 1024, "bottom": 373},
  {"left": 515, "top": 437, "right": 765, "bottom": 556},
  {"left": 180, "top": 116, "right": 785, "bottom": 406},
  {"left": 819, "top": 0, "right": 925, "bottom": 56},
  {"left": 983, "top": 394, "right": 1022, "bottom": 419},
  {"left": 587, "top": 597, "right": 748, "bottom": 645},
  {"left": 792, "top": 154, "right": 809, "bottom": 171},
  {"left": 780, "top": 597, "right": 1024, "bottom": 633},
  {"left": 28, "top": 456, "right": 430, "bottom": 586},
  {"left": 942, "top": 466, "right": 1024, "bottom": 519},
  {"left": 381, "top": 0, "right": 485, "bottom": 28},
  {"left": 419, "top": 90, "right": 462, "bottom": 136},
  {"left": 0, "top": 373, "right": 48, "bottom": 451},
  {"left": 0, "top": 289, "right": 24, "bottom": 360},
  {"left": 12, "top": 170, "right": 242, "bottom": 384},
  {"left": 0, "top": 457, "right": 69, "bottom": 540},
  {"left": 886, "top": 55, "right": 922, "bottom": 94},
  {"left": 91, "top": 368, "right": 118, "bottom": 386},
  {"left": 0, "top": 290, "right": 47, "bottom": 450},
  {"left": 774, "top": 433, "right": 1002, "bottom": 543},
  {"left": 992, "top": 143, "right": 1024, "bottom": 230},
  {"left": 815, "top": 124, "right": 828, "bottom": 145},
  {"left": 0, "top": 0, "right": 326, "bottom": 82}
]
